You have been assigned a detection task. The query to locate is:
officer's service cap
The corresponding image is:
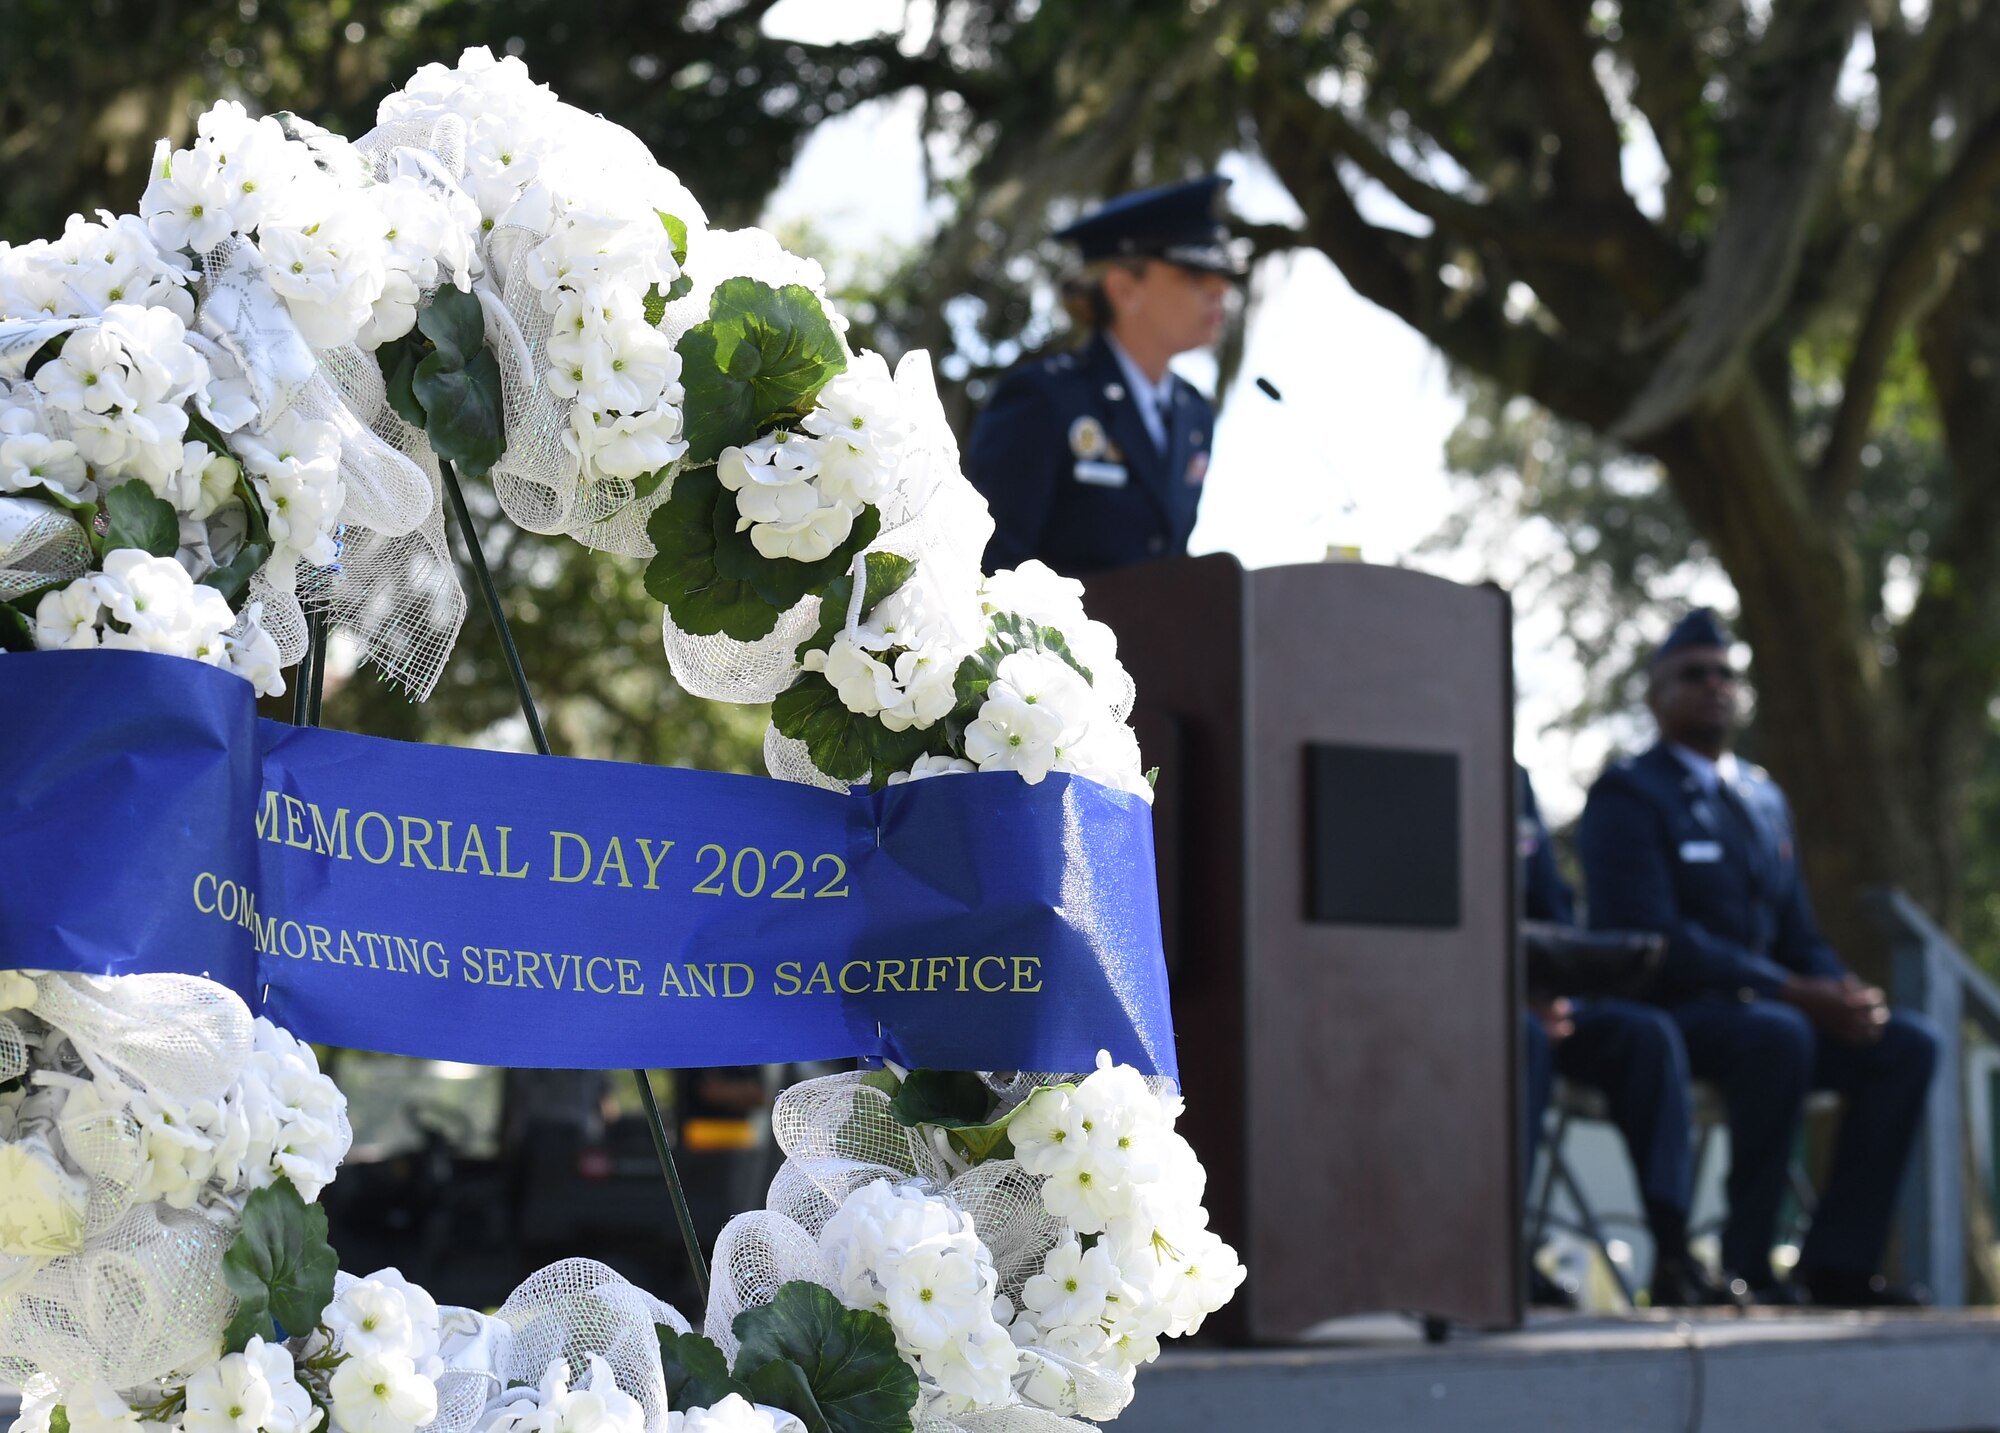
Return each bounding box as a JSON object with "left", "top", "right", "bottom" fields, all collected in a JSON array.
[
  {"left": 1053, "top": 175, "right": 1247, "bottom": 277},
  {"left": 1653, "top": 607, "right": 1732, "bottom": 665}
]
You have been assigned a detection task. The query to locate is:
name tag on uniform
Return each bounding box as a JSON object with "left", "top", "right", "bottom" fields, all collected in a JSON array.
[
  {"left": 1679, "top": 840, "right": 1723, "bottom": 863},
  {"left": 1073, "top": 461, "right": 1128, "bottom": 487}
]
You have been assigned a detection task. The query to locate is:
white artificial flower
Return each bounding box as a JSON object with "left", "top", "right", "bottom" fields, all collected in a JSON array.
[
  {"left": 325, "top": 1268, "right": 441, "bottom": 1376},
  {"left": 221, "top": 612, "right": 286, "bottom": 700},
  {"left": 0, "top": 1131, "right": 89, "bottom": 1256},
  {"left": 326, "top": 1348, "right": 437, "bottom": 1433},
  {"left": 92, "top": 549, "right": 236, "bottom": 663},
  {"left": 886, "top": 755, "right": 977, "bottom": 786},
  {"left": 0, "top": 395, "right": 91, "bottom": 502},
  {"left": 141, "top": 139, "right": 239, "bottom": 254},
  {"left": 663, "top": 1394, "right": 802, "bottom": 1433},
  {"left": 181, "top": 1336, "right": 321, "bottom": 1433},
  {"left": 237, "top": 1018, "right": 349, "bottom": 1200},
  {"left": 716, "top": 431, "right": 856, "bottom": 563},
  {"left": 812, "top": 636, "right": 895, "bottom": 721},
  {"left": 884, "top": 1243, "right": 989, "bottom": 1353},
  {"left": 0, "top": 969, "right": 37, "bottom": 1010},
  {"left": 566, "top": 405, "right": 687, "bottom": 482},
  {"left": 234, "top": 412, "right": 344, "bottom": 567},
  {"left": 962, "top": 685, "right": 1067, "bottom": 784},
  {"left": 1021, "top": 1239, "right": 1124, "bottom": 1332},
  {"left": 920, "top": 1321, "right": 1017, "bottom": 1407},
  {"left": 1007, "top": 1088, "right": 1093, "bottom": 1178},
  {"left": 32, "top": 304, "right": 208, "bottom": 490},
  {"left": 481, "top": 1355, "right": 642, "bottom": 1433},
  {"left": 801, "top": 351, "right": 910, "bottom": 509},
  {"left": 50, "top": 210, "right": 197, "bottom": 323},
  {"left": 33, "top": 576, "right": 105, "bottom": 650},
  {"left": 48, "top": 1381, "right": 143, "bottom": 1433},
  {"left": 258, "top": 206, "right": 389, "bottom": 350}
]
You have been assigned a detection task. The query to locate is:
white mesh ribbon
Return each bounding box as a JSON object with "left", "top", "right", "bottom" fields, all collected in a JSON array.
[
  {"left": 0, "top": 496, "right": 92, "bottom": 603},
  {"left": 0, "top": 975, "right": 258, "bottom": 1389}
]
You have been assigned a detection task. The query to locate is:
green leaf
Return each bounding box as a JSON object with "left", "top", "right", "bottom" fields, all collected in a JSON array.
[
  {"left": 49, "top": 1408, "right": 69, "bottom": 1433},
  {"left": 711, "top": 488, "right": 882, "bottom": 612},
  {"left": 740, "top": 1360, "right": 829, "bottom": 1433},
  {"left": 677, "top": 278, "right": 848, "bottom": 465},
  {"left": 952, "top": 612, "right": 1095, "bottom": 712},
  {"left": 643, "top": 464, "right": 783, "bottom": 640},
  {"left": 101, "top": 480, "right": 180, "bottom": 557},
  {"left": 200, "top": 542, "right": 271, "bottom": 605},
  {"left": 417, "top": 283, "right": 486, "bottom": 369},
  {"left": 0, "top": 601, "right": 36, "bottom": 653},
  {"left": 794, "top": 552, "right": 917, "bottom": 664},
  {"left": 658, "top": 211, "right": 690, "bottom": 268},
  {"left": 413, "top": 347, "right": 506, "bottom": 479},
  {"left": 185, "top": 408, "right": 236, "bottom": 460},
  {"left": 381, "top": 335, "right": 428, "bottom": 430},
  {"left": 888, "top": 1070, "right": 993, "bottom": 1128},
  {"left": 220, "top": 1178, "right": 338, "bottom": 1353},
  {"left": 657, "top": 1327, "right": 753, "bottom": 1412},
  {"left": 886, "top": 1071, "right": 1073, "bottom": 1163},
  {"left": 412, "top": 287, "right": 506, "bottom": 479},
  {"left": 770, "top": 673, "right": 873, "bottom": 783},
  {"left": 731, "top": 1282, "right": 916, "bottom": 1433}
]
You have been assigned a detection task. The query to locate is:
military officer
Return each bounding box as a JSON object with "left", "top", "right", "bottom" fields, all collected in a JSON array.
[
  {"left": 1518, "top": 766, "right": 1719, "bottom": 1305},
  {"left": 1578, "top": 609, "right": 1939, "bottom": 1305},
  {"left": 966, "top": 175, "right": 1242, "bottom": 576}
]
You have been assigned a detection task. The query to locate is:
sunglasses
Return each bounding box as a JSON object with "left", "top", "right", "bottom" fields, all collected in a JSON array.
[{"left": 1672, "top": 661, "right": 1739, "bottom": 685}]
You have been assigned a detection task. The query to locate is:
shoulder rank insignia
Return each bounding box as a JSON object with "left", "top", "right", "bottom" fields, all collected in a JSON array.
[{"left": 1069, "top": 415, "right": 1109, "bottom": 459}]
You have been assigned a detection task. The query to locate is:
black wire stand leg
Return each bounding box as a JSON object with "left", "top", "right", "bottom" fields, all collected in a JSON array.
[{"left": 439, "top": 459, "right": 711, "bottom": 1307}]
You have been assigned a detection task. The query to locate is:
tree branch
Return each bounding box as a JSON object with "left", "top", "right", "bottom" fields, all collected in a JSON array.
[
  {"left": 1512, "top": 0, "right": 1633, "bottom": 205},
  {"left": 1816, "top": 104, "right": 2000, "bottom": 506},
  {"left": 1611, "top": 0, "right": 1865, "bottom": 439},
  {"left": 1254, "top": 88, "right": 1644, "bottom": 433}
]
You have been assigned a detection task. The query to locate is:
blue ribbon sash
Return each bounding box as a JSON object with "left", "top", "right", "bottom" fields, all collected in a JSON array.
[{"left": 0, "top": 651, "right": 1177, "bottom": 1079}]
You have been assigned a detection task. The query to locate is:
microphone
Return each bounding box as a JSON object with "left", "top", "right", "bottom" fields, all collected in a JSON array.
[{"left": 1254, "top": 376, "right": 1283, "bottom": 401}]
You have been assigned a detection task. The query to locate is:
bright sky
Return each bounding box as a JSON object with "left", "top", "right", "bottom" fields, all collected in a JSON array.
[{"left": 759, "top": 1, "right": 1601, "bottom": 816}]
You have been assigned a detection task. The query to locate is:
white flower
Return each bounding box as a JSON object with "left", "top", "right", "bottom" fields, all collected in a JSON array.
[
  {"left": 0, "top": 969, "right": 36, "bottom": 1010},
  {"left": 566, "top": 405, "right": 687, "bottom": 482},
  {"left": 326, "top": 1348, "right": 437, "bottom": 1433},
  {"left": 0, "top": 1131, "right": 88, "bottom": 1256},
  {"left": 817, "top": 638, "right": 900, "bottom": 720},
  {"left": 238, "top": 1017, "right": 349, "bottom": 1200},
  {"left": 886, "top": 755, "right": 977, "bottom": 786},
  {"left": 717, "top": 431, "right": 855, "bottom": 562},
  {"left": 664, "top": 1394, "right": 803, "bottom": 1433},
  {"left": 324, "top": 1277, "right": 422, "bottom": 1363},
  {"left": 49, "top": 210, "right": 197, "bottom": 322},
  {"left": 1006, "top": 1087, "right": 1093, "bottom": 1178},
  {"left": 802, "top": 351, "right": 910, "bottom": 509},
  {"left": 920, "top": 1321, "right": 1017, "bottom": 1406},
  {"left": 235, "top": 412, "right": 344, "bottom": 567},
  {"left": 141, "top": 139, "right": 238, "bottom": 254},
  {"left": 182, "top": 1337, "right": 321, "bottom": 1433},
  {"left": 222, "top": 612, "right": 286, "bottom": 700},
  {"left": 0, "top": 396, "right": 89, "bottom": 502},
  {"left": 481, "top": 1355, "right": 642, "bottom": 1433},
  {"left": 884, "top": 1243, "right": 990, "bottom": 1352},
  {"left": 93, "top": 549, "right": 236, "bottom": 663},
  {"left": 258, "top": 207, "right": 389, "bottom": 350},
  {"left": 48, "top": 1381, "right": 142, "bottom": 1433},
  {"left": 1021, "top": 1239, "right": 1124, "bottom": 1332},
  {"left": 34, "top": 576, "right": 105, "bottom": 650},
  {"left": 962, "top": 685, "right": 1067, "bottom": 783}
]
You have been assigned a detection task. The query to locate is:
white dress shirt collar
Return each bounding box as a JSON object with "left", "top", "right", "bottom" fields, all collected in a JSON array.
[{"left": 1104, "top": 334, "right": 1176, "bottom": 452}]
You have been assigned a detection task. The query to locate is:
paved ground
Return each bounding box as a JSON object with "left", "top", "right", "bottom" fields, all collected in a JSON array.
[{"left": 1122, "top": 1309, "right": 2000, "bottom": 1432}]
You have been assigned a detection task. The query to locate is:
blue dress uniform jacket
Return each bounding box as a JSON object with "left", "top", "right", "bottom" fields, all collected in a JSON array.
[
  {"left": 966, "top": 334, "right": 1213, "bottom": 576},
  {"left": 1579, "top": 743, "right": 1844, "bottom": 1002}
]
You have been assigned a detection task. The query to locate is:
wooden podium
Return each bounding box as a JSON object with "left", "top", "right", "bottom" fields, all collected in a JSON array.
[{"left": 1083, "top": 554, "right": 1519, "bottom": 1340}]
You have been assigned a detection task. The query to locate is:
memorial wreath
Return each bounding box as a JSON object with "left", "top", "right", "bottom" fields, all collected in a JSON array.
[{"left": 0, "top": 50, "right": 1241, "bottom": 1433}]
